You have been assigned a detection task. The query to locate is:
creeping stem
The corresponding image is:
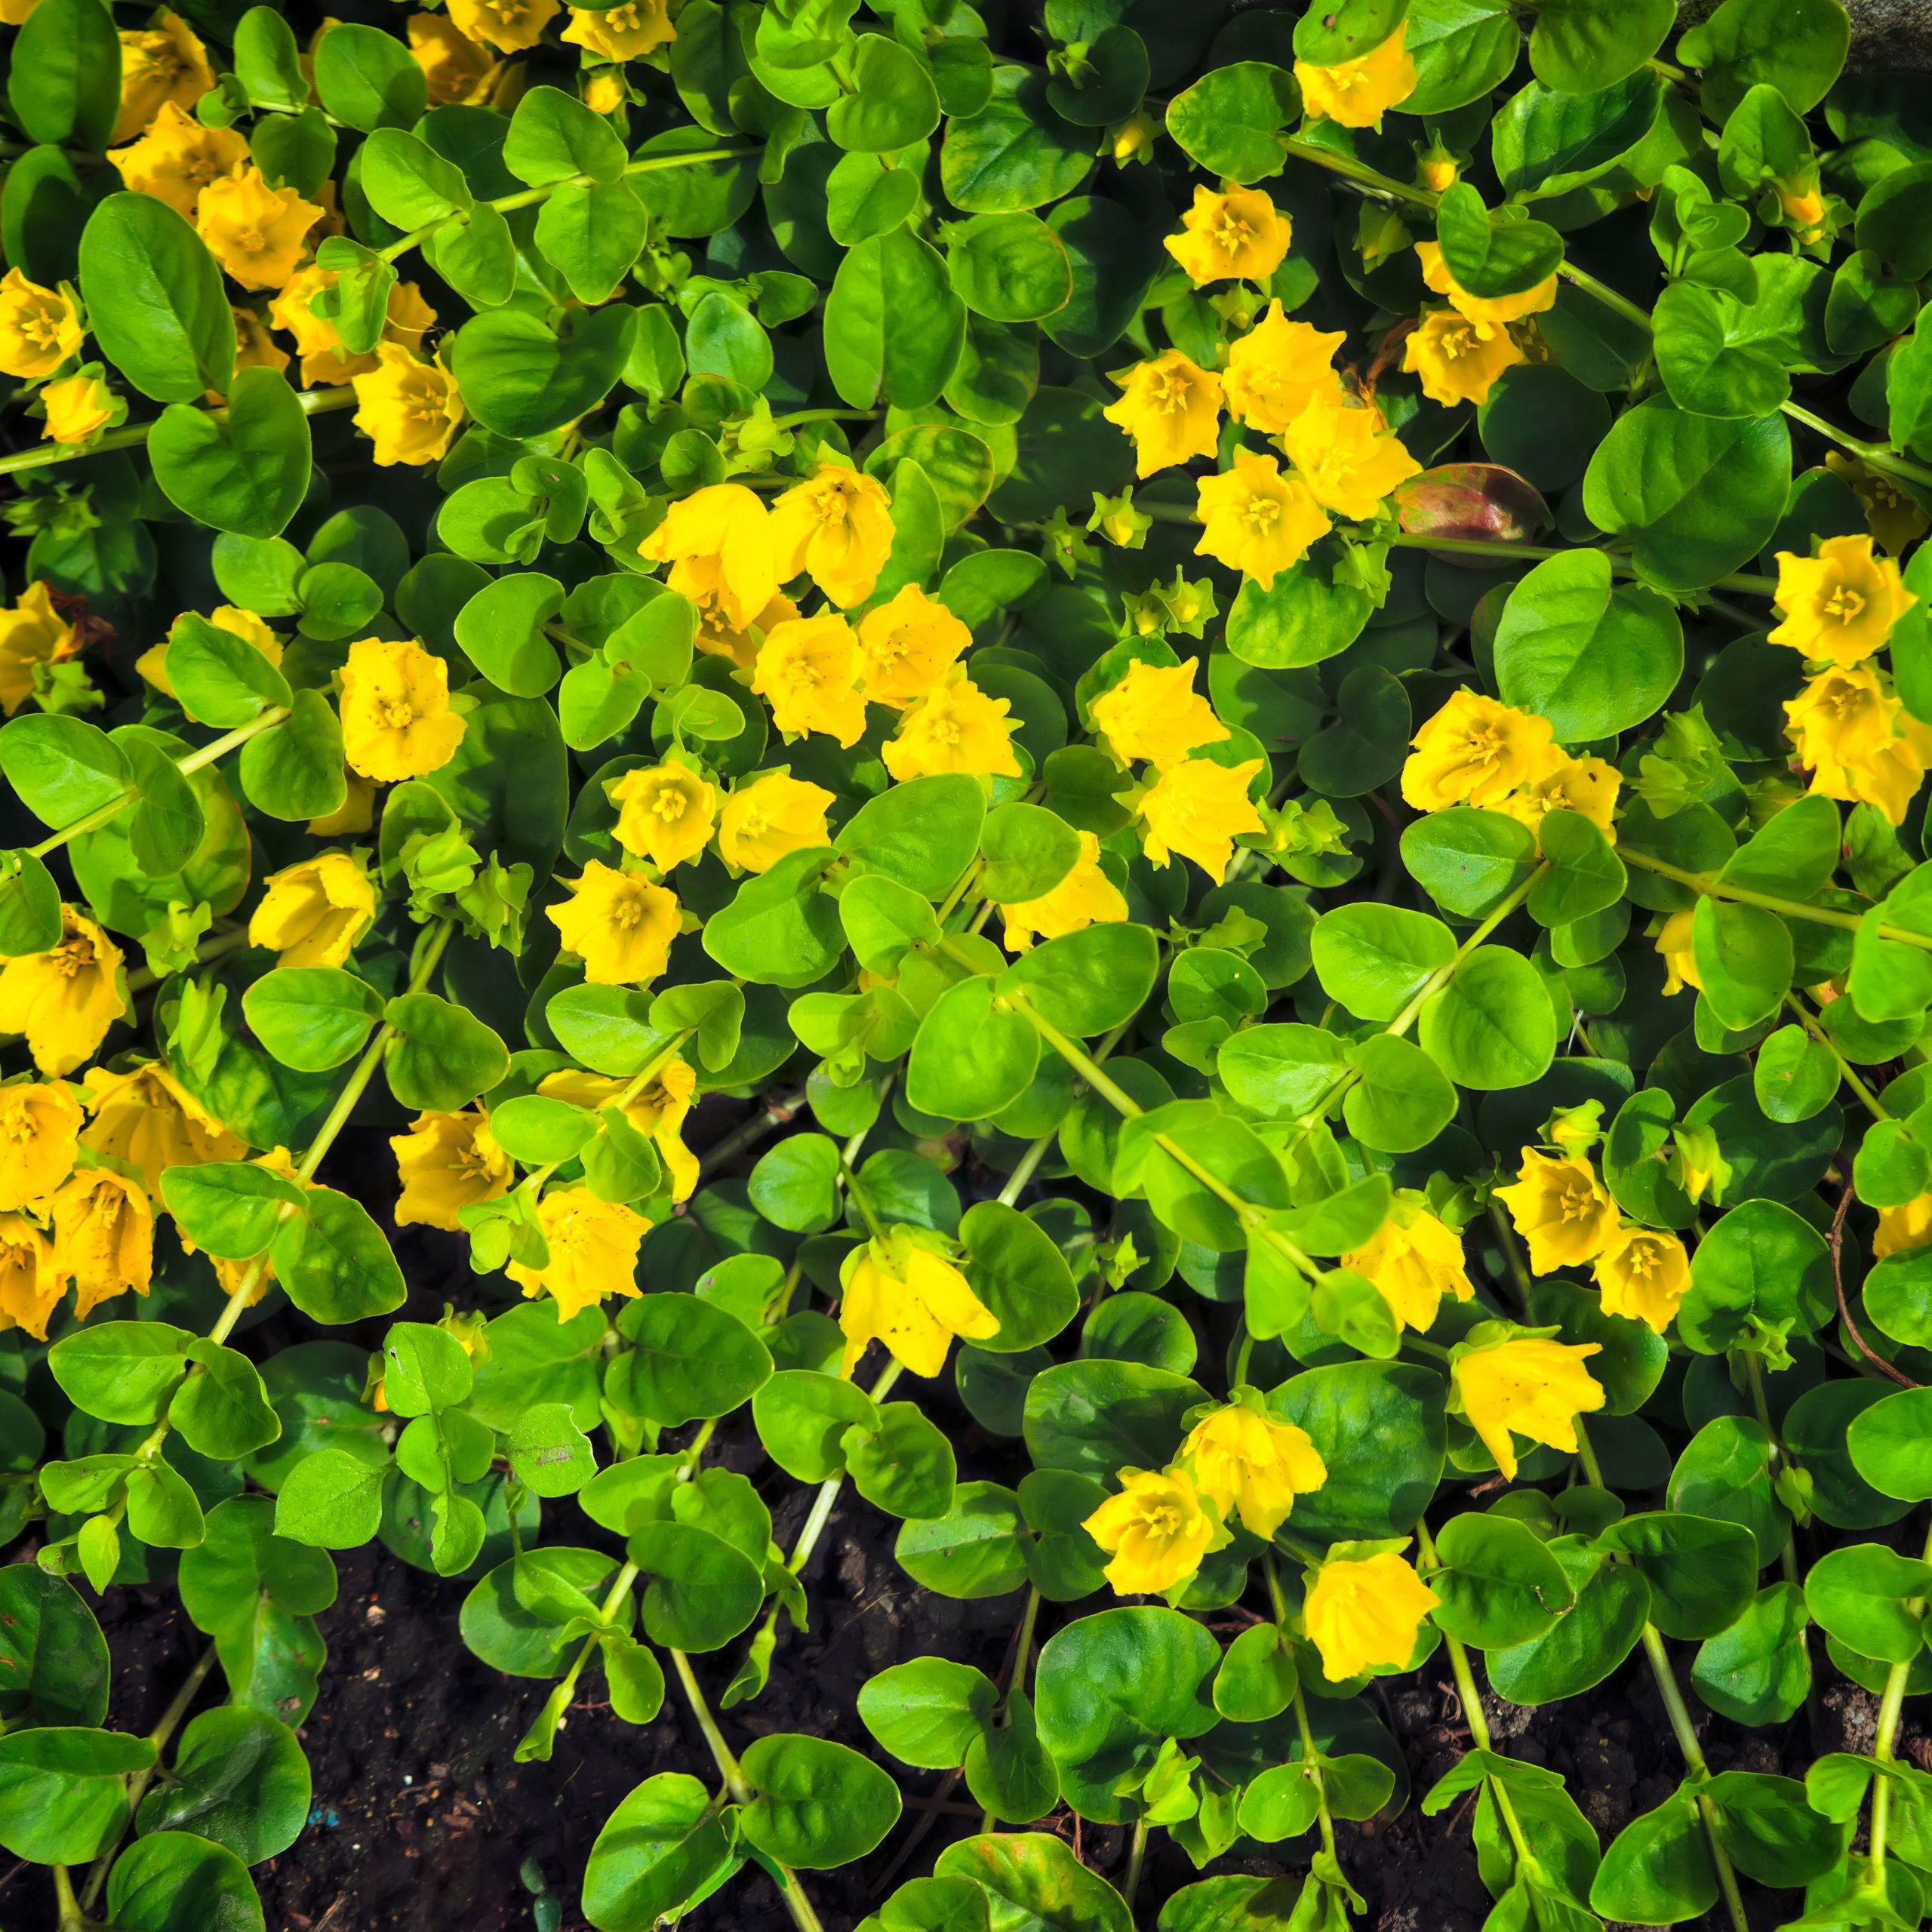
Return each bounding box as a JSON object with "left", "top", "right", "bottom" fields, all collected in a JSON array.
[
  {"left": 0, "top": 385, "right": 358, "bottom": 479},
  {"left": 1867, "top": 1518, "right": 1932, "bottom": 1873},
  {"left": 1626, "top": 847, "right": 1932, "bottom": 952}
]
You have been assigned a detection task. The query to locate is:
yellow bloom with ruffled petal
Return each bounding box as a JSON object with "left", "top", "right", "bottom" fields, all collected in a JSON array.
[
  {"left": 0, "top": 1212, "right": 59, "bottom": 1340},
  {"left": 1223, "top": 303, "right": 1346, "bottom": 435},
  {"left": 0, "top": 909, "right": 128, "bottom": 1078},
  {"left": 999, "top": 830, "right": 1129, "bottom": 953},
  {"left": 694, "top": 587, "right": 795, "bottom": 671},
  {"left": 42, "top": 373, "right": 114, "bottom": 446},
  {"left": 539, "top": 1060, "right": 700, "bottom": 1201},
  {"left": 1195, "top": 448, "right": 1331, "bottom": 589},
  {"left": 408, "top": 11, "right": 504, "bottom": 103},
  {"left": 1496, "top": 750, "right": 1622, "bottom": 839},
  {"left": 1593, "top": 1226, "right": 1690, "bottom": 1334},
  {"left": 1401, "top": 689, "right": 1555, "bottom": 812},
  {"left": 882, "top": 677, "right": 1023, "bottom": 782},
  {"left": 0, "top": 1081, "right": 80, "bottom": 1211},
  {"left": 448, "top": 0, "right": 559, "bottom": 51},
  {"left": 351, "top": 344, "right": 465, "bottom": 465},
  {"left": 1084, "top": 1466, "right": 1221, "bottom": 1597},
  {"left": 1164, "top": 183, "right": 1291, "bottom": 286},
  {"left": 1770, "top": 535, "right": 1916, "bottom": 669},
  {"left": 838, "top": 1232, "right": 1001, "bottom": 1380},
  {"left": 1827, "top": 454, "right": 1929, "bottom": 558},
  {"left": 609, "top": 762, "right": 717, "bottom": 872},
  {"left": 1103, "top": 350, "right": 1223, "bottom": 478},
  {"left": 0, "top": 269, "right": 82, "bottom": 380},
  {"left": 272, "top": 266, "right": 436, "bottom": 389},
  {"left": 1279, "top": 392, "right": 1422, "bottom": 521},
  {"left": 1402, "top": 309, "right": 1524, "bottom": 407},
  {"left": 561, "top": 0, "right": 672, "bottom": 58},
  {"left": 1091, "top": 658, "right": 1229, "bottom": 772},
  {"left": 856, "top": 585, "right": 971, "bottom": 710},
  {"left": 768, "top": 464, "right": 896, "bottom": 609},
  {"left": 754, "top": 614, "right": 871, "bottom": 749},
  {"left": 1786, "top": 663, "right": 1932, "bottom": 827},
  {"left": 115, "top": 10, "right": 215, "bottom": 142},
  {"left": 1654, "top": 907, "right": 1701, "bottom": 997},
  {"left": 341, "top": 637, "right": 466, "bottom": 782},
  {"left": 109, "top": 99, "right": 248, "bottom": 218},
  {"left": 1294, "top": 25, "right": 1415, "bottom": 128},
  {"left": 1414, "top": 240, "right": 1557, "bottom": 334},
  {"left": 52, "top": 1168, "right": 153, "bottom": 1320},
  {"left": 508, "top": 1186, "right": 651, "bottom": 1322},
  {"left": 718, "top": 773, "right": 835, "bottom": 875},
  {"left": 1876, "top": 1192, "right": 1932, "bottom": 1260},
  {"left": 1137, "top": 757, "right": 1265, "bottom": 878},
  {"left": 1303, "top": 1551, "right": 1438, "bottom": 1679},
  {"left": 248, "top": 854, "right": 378, "bottom": 971},
  {"left": 1494, "top": 1148, "right": 1619, "bottom": 1274},
  {"left": 392, "top": 1110, "right": 513, "bottom": 1231},
  {"left": 81, "top": 1060, "right": 245, "bottom": 1193},
  {"left": 1343, "top": 1196, "right": 1473, "bottom": 1334},
  {"left": 0, "top": 581, "right": 72, "bottom": 718},
  {"left": 1454, "top": 1334, "right": 1606, "bottom": 1481},
  {"left": 1180, "top": 1402, "right": 1326, "bottom": 1540},
  {"left": 196, "top": 164, "right": 321, "bottom": 292},
  {"left": 641, "top": 483, "right": 777, "bottom": 633},
  {"left": 547, "top": 862, "right": 680, "bottom": 983}
]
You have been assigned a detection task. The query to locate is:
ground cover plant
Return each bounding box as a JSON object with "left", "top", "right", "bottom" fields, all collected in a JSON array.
[{"left": 0, "top": 0, "right": 1930, "bottom": 1925}]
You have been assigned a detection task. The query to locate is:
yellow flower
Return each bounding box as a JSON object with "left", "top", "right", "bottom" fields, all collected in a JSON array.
[
  {"left": 0, "top": 268, "right": 82, "bottom": 380},
  {"left": 753, "top": 614, "right": 869, "bottom": 748},
  {"left": 309, "top": 770, "right": 376, "bottom": 837},
  {"left": 1826, "top": 454, "right": 1929, "bottom": 558},
  {"left": 609, "top": 762, "right": 717, "bottom": 872},
  {"left": 108, "top": 98, "right": 248, "bottom": 219},
  {"left": 639, "top": 484, "right": 777, "bottom": 632},
  {"left": 41, "top": 373, "right": 113, "bottom": 446},
  {"left": 1110, "top": 112, "right": 1155, "bottom": 163},
  {"left": 391, "top": 1110, "right": 513, "bottom": 1231},
  {"left": 1343, "top": 1196, "right": 1473, "bottom": 1334},
  {"left": 837, "top": 1232, "right": 1000, "bottom": 1379},
  {"left": 547, "top": 862, "right": 680, "bottom": 983},
  {"left": 855, "top": 584, "right": 970, "bottom": 709},
  {"left": 351, "top": 344, "right": 465, "bottom": 466},
  {"left": 695, "top": 586, "right": 796, "bottom": 671},
  {"left": 1875, "top": 1193, "right": 1932, "bottom": 1260},
  {"left": 1654, "top": 908, "right": 1701, "bottom": 997},
  {"left": 195, "top": 164, "right": 321, "bottom": 292},
  {"left": 1195, "top": 448, "right": 1331, "bottom": 590},
  {"left": 1777, "top": 177, "right": 1828, "bottom": 239},
  {"left": 1091, "top": 658, "right": 1229, "bottom": 771},
  {"left": 718, "top": 773, "right": 835, "bottom": 875},
  {"left": 1494, "top": 749, "right": 1622, "bottom": 838},
  {"left": 248, "top": 854, "right": 379, "bottom": 970},
  {"left": 1401, "top": 688, "right": 1555, "bottom": 812},
  {"left": 1454, "top": 1334, "right": 1606, "bottom": 1481},
  {"left": 1303, "top": 1551, "right": 1438, "bottom": 1679},
  {"left": 1083, "top": 1466, "right": 1221, "bottom": 1597},
  {"left": 1769, "top": 535, "right": 1916, "bottom": 669},
  {"left": 229, "top": 305, "right": 291, "bottom": 387},
  {"left": 0, "top": 581, "right": 72, "bottom": 718},
  {"left": 584, "top": 70, "right": 625, "bottom": 115},
  {"left": 272, "top": 266, "right": 436, "bottom": 389},
  {"left": 507, "top": 1186, "right": 651, "bottom": 1322},
  {"left": 115, "top": 10, "right": 215, "bottom": 143},
  {"left": 137, "top": 605, "right": 283, "bottom": 700},
  {"left": 1414, "top": 240, "right": 1558, "bottom": 334},
  {"left": 999, "top": 830, "right": 1129, "bottom": 953},
  {"left": 448, "top": 0, "right": 560, "bottom": 51},
  {"left": 1786, "top": 663, "right": 1932, "bottom": 827},
  {"left": 0, "top": 1212, "right": 59, "bottom": 1340},
  {"left": 51, "top": 1168, "right": 152, "bottom": 1321},
  {"left": 340, "top": 636, "right": 466, "bottom": 783},
  {"left": 1279, "top": 392, "right": 1422, "bottom": 521},
  {"left": 408, "top": 12, "right": 505, "bottom": 103},
  {"left": 882, "top": 676, "right": 1023, "bottom": 783},
  {"left": 0, "top": 0, "right": 39, "bottom": 21},
  {"left": 1294, "top": 24, "right": 1416, "bottom": 128},
  {"left": 1103, "top": 350, "right": 1223, "bottom": 478},
  {"left": 1164, "top": 183, "right": 1291, "bottom": 286},
  {"left": 540, "top": 1058, "right": 700, "bottom": 1202},
  {"left": 1137, "top": 757, "right": 1266, "bottom": 878},
  {"left": 561, "top": 0, "right": 672, "bottom": 58},
  {"left": 1223, "top": 303, "right": 1346, "bottom": 434},
  {"left": 1494, "top": 1149, "right": 1620, "bottom": 1275},
  {"left": 1593, "top": 1226, "right": 1690, "bottom": 1335},
  {"left": 81, "top": 1060, "right": 245, "bottom": 1194},
  {"left": 0, "top": 909, "right": 128, "bottom": 1078},
  {"left": 0, "top": 1080, "right": 80, "bottom": 1211},
  {"left": 768, "top": 464, "right": 896, "bottom": 609},
  {"left": 1402, "top": 309, "right": 1525, "bottom": 407},
  {"left": 1180, "top": 1403, "right": 1326, "bottom": 1540}
]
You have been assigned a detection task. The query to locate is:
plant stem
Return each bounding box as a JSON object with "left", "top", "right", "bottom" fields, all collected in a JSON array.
[
  {"left": 1866, "top": 1518, "right": 1932, "bottom": 1870},
  {"left": 697, "top": 1088, "right": 806, "bottom": 1178},
  {"left": 1741, "top": 1353, "right": 1803, "bottom": 1586},
  {"left": 1123, "top": 1818, "right": 1150, "bottom": 1908},
  {"left": 1782, "top": 992, "right": 1890, "bottom": 1121},
  {"left": 0, "top": 386, "right": 357, "bottom": 478},
  {"left": 998, "top": 1016, "right": 1131, "bottom": 1208},
  {"left": 1625, "top": 848, "right": 1932, "bottom": 952},
  {"left": 1287, "top": 1656, "right": 1342, "bottom": 1866},
  {"left": 54, "top": 1863, "right": 85, "bottom": 1931},
  {"left": 977, "top": 1585, "right": 1043, "bottom": 1832}
]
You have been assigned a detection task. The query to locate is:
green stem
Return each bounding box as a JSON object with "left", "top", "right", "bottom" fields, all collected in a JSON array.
[
  {"left": 1741, "top": 1353, "right": 1803, "bottom": 1586},
  {"left": 0, "top": 386, "right": 357, "bottom": 478},
  {"left": 998, "top": 1017, "right": 1131, "bottom": 1208},
  {"left": 1124, "top": 1818, "right": 1151, "bottom": 1908},
  {"left": 1287, "top": 1672, "right": 1340, "bottom": 1866},
  {"left": 54, "top": 1864, "right": 85, "bottom": 1932},
  {"left": 28, "top": 706, "right": 291, "bottom": 860},
  {"left": 1782, "top": 991, "right": 1890, "bottom": 1121},
  {"left": 1626, "top": 848, "right": 1932, "bottom": 950},
  {"left": 977, "top": 1585, "right": 1044, "bottom": 1833},
  {"left": 1867, "top": 1518, "right": 1932, "bottom": 1870}
]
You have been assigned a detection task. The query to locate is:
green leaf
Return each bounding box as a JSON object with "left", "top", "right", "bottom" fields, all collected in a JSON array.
[
  {"left": 136, "top": 1705, "right": 309, "bottom": 1863},
  {"left": 8, "top": 0, "right": 118, "bottom": 151},
  {"left": 79, "top": 193, "right": 236, "bottom": 404},
  {"left": 1163, "top": 63, "right": 1299, "bottom": 183},
  {"left": 824, "top": 229, "right": 966, "bottom": 410},
  {"left": 740, "top": 1733, "right": 902, "bottom": 1869},
  {"left": 312, "top": 20, "right": 426, "bottom": 131},
  {"left": 149, "top": 368, "right": 312, "bottom": 540},
  {"left": 383, "top": 992, "right": 509, "bottom": 1111},
  {"left": 0, "top": 1727, "right": 154, "bottom": 1863},
  {"left": 582, "top": 1774, "right": 737, "bottom": 1932}
]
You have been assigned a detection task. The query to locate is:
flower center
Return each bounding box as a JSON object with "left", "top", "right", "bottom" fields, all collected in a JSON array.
[
  {"left": 1240, "top": 494, "right": 1281, "bottom": 534},
  {"left": 930, "top": 715, "right": 961, "bottom": 747},
  {"left": 783, "top": 658, "right": 820, "bottom": 691},
  {"left": 1557, "top": 1182, "right": 1599, "bottom": 1225},
  {"left": 1823, "top": 586, "right": 1867, "bottom": 624},
  {"left": 1441, "top": 322, "right": 1480, "bottom": 361},
  {"left": 651, "top": 789, "right": 686, "bottom": 824},
  {"left": 1142, "top": 1500, "right": 1180, "bottom": 1538},
  {"left": 378, "top": 697, "right": 416, "bottom": 730},
  {"left": 738, "top": 806, "right": 771, "bottom": 839},
  {"left": 51, "top": 938, "right": 90, "bottom": 980},
  {"left": 21, "top": 309, "right": 60, "bottom": 348},
  {"left": 814, "top": 485, "right": 851, "bottom": 528},
  {"left": 1212, "top": 213, "right": 1254, "bottom": 255},
  {"left": 1148, "top": 370, "right": 1192, "bottom": 414}
]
